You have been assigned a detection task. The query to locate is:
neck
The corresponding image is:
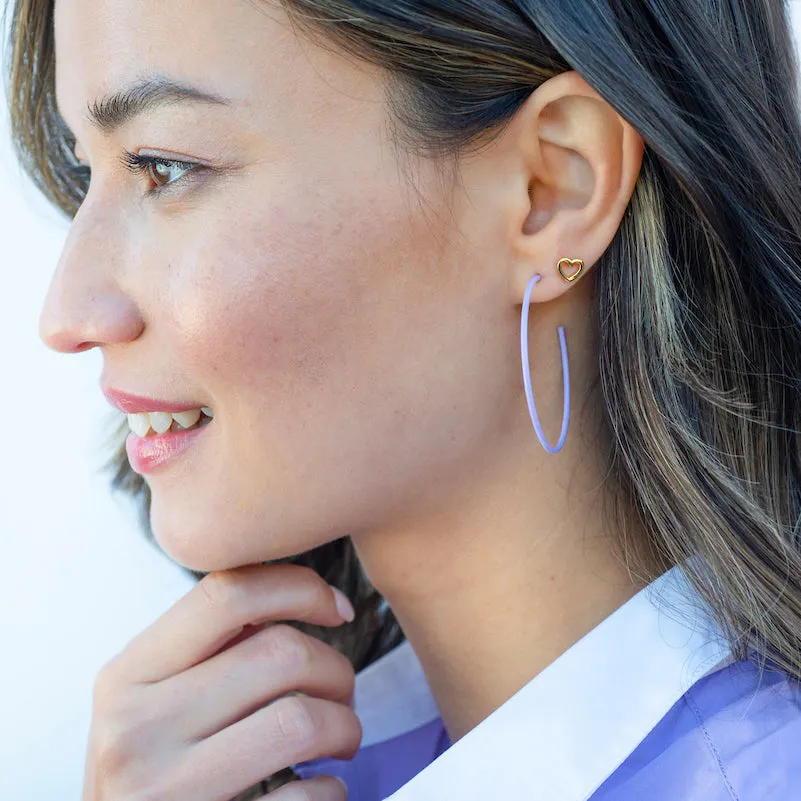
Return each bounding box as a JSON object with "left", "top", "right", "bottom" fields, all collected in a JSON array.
[{"left": 352, "top": 408, "right": 649, "bottom": 741}]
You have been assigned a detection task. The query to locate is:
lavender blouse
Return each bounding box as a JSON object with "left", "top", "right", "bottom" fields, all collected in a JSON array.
[{"left": 292, "top": 566, "right": 801, "bottom": 800}]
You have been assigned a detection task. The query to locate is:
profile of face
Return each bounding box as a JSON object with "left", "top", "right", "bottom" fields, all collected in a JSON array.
[
  {"left": 45, "top": 0, "right": 641, "bottom": 573},
  {"left": 43, "top": 0, "right": 507, "bottom": 570}
]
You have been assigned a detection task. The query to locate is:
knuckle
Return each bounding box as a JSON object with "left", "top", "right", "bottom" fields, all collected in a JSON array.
[
  {"left": 91, "top": 726, "right": 179, "bottom": 801},
  {"left": 92, "top": 665, "right": 120, "bottom": 707},
  {"left": 263, "top": 624, "right": 314, "bottom": 674},
  {"left": 92, "top": 671, "right": 144, "bottom": 718},
  {"left": 89, "top": 690, "right": 158, "bottom": 771},
  {"left": 94, "top": 652, "right": 127, "bottom": 688},
  {"left": 92, "top": 665, "right": 134, "bottom": 717},
  {"left": 199, "top": 570, "right": 245, "bottom": 612},
  {"left": 91, "top": 712, "right": 147, "bottom": 770},
  {"left": 91, "top": 723, "right": 138, "bottom": 779},
  {"left": 272, "top": 696, "right": 320, "bottom": 751}
]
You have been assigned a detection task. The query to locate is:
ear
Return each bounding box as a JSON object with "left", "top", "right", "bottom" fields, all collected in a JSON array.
[{"left": 505, "top": 71, "right": 644, "bottom": 304}]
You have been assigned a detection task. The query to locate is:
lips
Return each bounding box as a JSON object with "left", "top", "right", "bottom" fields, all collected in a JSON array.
[
  {"left": 102, "top": 381, "right": 214, "bottom": 474},
  {"left": 125, "top": 423, "right": 209, "bottom": 474},
  {"left": 101, "top": 384, "right": 208, "bottom": 414}
]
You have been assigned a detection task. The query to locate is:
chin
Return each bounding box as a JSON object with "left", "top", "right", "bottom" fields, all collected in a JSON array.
[
  {"left": 147, "top": 500, "right": 330, "bottom": 575},
  {"left": 147, "top": 501, "right": 243, "bottom": 573}
]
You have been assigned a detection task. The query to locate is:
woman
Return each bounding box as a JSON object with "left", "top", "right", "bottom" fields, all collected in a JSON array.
[{"left": 7, "top": 0, "right": 801, "bottom": 798}]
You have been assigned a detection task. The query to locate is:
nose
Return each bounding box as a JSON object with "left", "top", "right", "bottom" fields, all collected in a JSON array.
[{"left": 38, "top": 205, "right": 145, "bottom": 353}]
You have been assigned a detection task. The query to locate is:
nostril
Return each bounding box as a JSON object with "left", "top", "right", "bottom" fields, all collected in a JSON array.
[
  {"left": 38, "top": 295, "right": 145, "bottom": 353},
  {"left": 39, "top": 318, "right": 87, "bottom": 353},
  {"left": 38, "top": 321, "right": 102, "bottom": 354}
]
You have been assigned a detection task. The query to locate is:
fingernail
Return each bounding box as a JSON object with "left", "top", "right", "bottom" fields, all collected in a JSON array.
[
  {"left": 334, "top": 775, "right": 349, "bottom": 796},
  {"left": 330, "top": 585, "right": 355, "bottom": 623}
]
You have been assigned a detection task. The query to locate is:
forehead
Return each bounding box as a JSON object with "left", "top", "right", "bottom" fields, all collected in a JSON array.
[{"left": 52, "top": 0, "right": 357, "bottom": 132}]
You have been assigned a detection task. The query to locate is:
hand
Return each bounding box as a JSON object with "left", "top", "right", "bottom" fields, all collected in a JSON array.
[{"left": 81, "top": 563, "right": 360, "bottom": 801}]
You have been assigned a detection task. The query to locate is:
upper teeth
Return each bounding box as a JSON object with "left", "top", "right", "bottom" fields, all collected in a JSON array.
[{"left": 127, "top": 407, "right": 213, "bottom": 437}]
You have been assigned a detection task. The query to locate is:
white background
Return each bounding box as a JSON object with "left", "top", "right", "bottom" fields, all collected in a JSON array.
[{"left": 2, "top": 6, "right": 801, "bottom": 799}]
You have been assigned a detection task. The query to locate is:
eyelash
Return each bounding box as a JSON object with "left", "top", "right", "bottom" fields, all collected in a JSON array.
[{"left": 119, "top": 150, "right": 202, "bottom": 195}]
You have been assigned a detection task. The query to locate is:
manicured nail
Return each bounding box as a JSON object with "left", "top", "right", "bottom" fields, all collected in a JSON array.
[
  {"left": 334, "top": 775, "right": 349, "bottom": 797},
  {"left": 330, "top": 585, "right": 355, "bottom": 622}
]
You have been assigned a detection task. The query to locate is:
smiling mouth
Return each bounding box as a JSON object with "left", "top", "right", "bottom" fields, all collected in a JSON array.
[{"left": 126, "top": 407, "right": 214, "bottom": 438}]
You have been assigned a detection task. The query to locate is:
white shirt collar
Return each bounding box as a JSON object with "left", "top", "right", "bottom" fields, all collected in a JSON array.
[
  {"left": 354, "top": 633, "right": 441, "bottom": 748},
  {"left": 353, "top": 565, "right": 733, "bottom": 800}
]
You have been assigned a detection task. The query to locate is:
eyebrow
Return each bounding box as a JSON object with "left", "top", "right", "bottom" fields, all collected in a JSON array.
[{"left": 57, "top": 74, "right": 233, "bottom": 137}]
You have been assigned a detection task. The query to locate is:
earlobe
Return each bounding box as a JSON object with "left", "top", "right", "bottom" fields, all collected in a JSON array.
[
  {"left": 556, "top": 258, "right": 585, "bottom": 283},
  {"left": 508, "top": 71, "right": 644, "bottom": 305}
]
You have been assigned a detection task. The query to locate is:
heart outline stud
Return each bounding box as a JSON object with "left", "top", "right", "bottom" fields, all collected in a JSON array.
[{"left": 557, "top": 258, "right": 585, "bottom": 283}]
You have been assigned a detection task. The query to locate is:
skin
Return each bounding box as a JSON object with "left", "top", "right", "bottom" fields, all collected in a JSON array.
[{"left": 46, "top": 0, "right": 647, "bottom": 744}]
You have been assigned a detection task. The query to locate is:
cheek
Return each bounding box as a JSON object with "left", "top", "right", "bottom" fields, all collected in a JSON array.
[
  {"left": 147, "top": 169, "right": 515, "bottom": 550},
  {"left": 164, "top": 180, "right": 420, "bottom": 420}
]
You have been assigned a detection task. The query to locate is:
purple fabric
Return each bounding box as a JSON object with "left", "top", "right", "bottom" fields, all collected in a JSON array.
[
  {"left": 293, "top": 656, "right": 801, "bottom": 800},
  {"left": 590, "top": 656, "right": 801, "bottom": 800},
  {"left": 293, "top": 717, "right": 451, "bottom": 800}
]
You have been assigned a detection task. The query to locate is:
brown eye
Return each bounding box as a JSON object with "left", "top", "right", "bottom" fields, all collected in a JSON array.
[
  {"left": 120, "top": 150, "right": 204, "bottom": 195},
  {"left": 148, "top": 159, "right": 190, "bottom": 187}
]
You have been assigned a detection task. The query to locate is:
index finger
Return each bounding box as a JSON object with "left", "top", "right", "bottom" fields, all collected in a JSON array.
[{"left": 109, "top": 564, "right": 354, "bottom": 684}]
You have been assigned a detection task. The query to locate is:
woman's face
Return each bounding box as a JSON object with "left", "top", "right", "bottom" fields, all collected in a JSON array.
[{"left": 46, "top": 0, "right": 523, "bottom": 571}]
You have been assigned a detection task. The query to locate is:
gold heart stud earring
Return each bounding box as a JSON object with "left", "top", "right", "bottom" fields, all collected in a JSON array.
[{"left": 557, "top": 258, "right": 585, "bottom": 283}]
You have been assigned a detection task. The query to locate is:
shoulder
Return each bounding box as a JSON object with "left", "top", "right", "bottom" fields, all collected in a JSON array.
[{"left": 592, "top": 657, "right": 801, "bottom": 800}]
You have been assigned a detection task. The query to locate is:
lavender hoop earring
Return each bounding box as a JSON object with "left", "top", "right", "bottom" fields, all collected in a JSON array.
[{"left": 520, "top": 273, "right": 571, "bottom": 454}]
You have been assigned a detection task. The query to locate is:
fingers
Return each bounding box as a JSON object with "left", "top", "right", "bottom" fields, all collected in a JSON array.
[
  {"left": 158, "top": 623, "right": 356, "bottom": 738},
  {"left": 169, "top": 697, "right": 361, "bottom": 799},
  {"left": 111, "top": 564, "right": 353, "bottom": 684},
  {"left": 267, "top": 775, "right": 349, "bottom": 801}
]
